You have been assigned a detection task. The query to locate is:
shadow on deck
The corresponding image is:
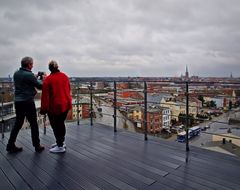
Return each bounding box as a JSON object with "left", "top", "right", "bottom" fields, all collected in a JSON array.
[{"left": 1, "top": 123, "right": 240, "bottom": 190}]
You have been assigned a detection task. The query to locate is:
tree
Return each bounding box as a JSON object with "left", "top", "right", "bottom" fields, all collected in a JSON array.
[
  {"left": 206, "top": 100, "right": 216, "bottom": 108},
  {"left": 229, "top": 100, "right": 232, "bottom": 110},
  {"left": 198, "top": 95, "right": 205, "bottom": 106},
  {"left": 178, "top": 113, "right": 194, "bottom": 126}
]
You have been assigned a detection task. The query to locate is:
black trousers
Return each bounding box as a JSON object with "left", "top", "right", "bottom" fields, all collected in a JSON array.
[
  {"left": 48, "top": 111, "right": 68, "bottom": 147},
  {"left": 8, "top": 101, "right": 40, "bottom": 147}
]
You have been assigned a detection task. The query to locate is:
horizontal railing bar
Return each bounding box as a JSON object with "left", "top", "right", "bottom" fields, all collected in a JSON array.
[{"left": 201, "top": 131, "right": 240, "bottom": 140}]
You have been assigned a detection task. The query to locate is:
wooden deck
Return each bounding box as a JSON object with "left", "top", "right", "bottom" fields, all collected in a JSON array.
[{"left": 1, "top": 122, "right": 240, "bottom": 190}]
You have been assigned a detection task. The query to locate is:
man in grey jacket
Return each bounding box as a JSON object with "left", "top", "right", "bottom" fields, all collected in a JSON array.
[{"left": 6, "top": 56, "right": 45, "bottom": 153}]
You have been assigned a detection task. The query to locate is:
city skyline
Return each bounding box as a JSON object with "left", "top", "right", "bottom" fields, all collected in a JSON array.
[{"left": 0, "top": 0, "right": 240, "bottom": 78}]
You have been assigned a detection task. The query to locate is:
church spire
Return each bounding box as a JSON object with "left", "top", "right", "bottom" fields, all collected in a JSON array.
[{"left": 185, "top": 65, "right": 189, "bottom": 79}]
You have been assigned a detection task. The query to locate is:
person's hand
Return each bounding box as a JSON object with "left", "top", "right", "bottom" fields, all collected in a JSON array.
[
  {"left": 36, "top": 72, "right": 47, "bottom": 80},
  {"left": 42, "top": 72, "right": 47, "bottom": 80}
]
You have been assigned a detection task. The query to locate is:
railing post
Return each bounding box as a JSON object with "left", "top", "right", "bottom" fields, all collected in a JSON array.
[
  {"left": 185, "top": 81, "right": 190, "bottom": 151},
  {"left": 1, "top": 119, "right": 4, "bottom": 139},
  {"left": 1, "top": 84, "right": 5, "bottom": 139},
  {"left": 43, "top": 115, "right": 46, "bottom": 135},
  {"left": 77, "top": 82, "right": 80, "bottom": 126},
  {"left": 144, "top": 81, "right": 148, "bottom": 141},
  {"left": 113, "top": 81, "right": 117, "bottom": 132},
  {"left": 90, "top": 82, "right": 93, "bottom": 126}
]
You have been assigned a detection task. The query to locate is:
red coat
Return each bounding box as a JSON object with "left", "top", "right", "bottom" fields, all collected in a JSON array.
[{"left": 41, "top": 72, "right": 72, "bottom": 115}]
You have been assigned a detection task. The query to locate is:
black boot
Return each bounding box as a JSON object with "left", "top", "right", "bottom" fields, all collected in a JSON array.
[
  {"left": 35, "top": 145, "right": 45, "bottom": 152},
  {"left": 6, "top": 144, "right": 23, "bottom": 153}
]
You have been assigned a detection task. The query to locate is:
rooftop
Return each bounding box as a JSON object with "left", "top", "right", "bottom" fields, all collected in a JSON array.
[{"left": 1, "top": 122, "right": 240, "bottom": 189}]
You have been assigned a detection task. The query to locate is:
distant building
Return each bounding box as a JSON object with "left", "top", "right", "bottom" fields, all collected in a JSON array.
[
  {"left": 130, "top": 106, "right": 171, "bottom": 133},
  {"left": 143, "top": 108, "right": 163, "bottom": 133},
  {"left": 0, "top": 100, "right": 50, "bottom": 132},
  {"left": 160, "top": 97, "right": 198, "bottom": 122},
  {"left": 116, "top": 82, "right": 129, "bottom": 89},
  {"left": 132, "top": 106, "right": 142, "bottom": 122},
  {"left": 0, "top": 102, "right": 14, "bottom": 117},
  {"left": 107, "top": 90, "right": 144, "bottom": 107},
  {"left": 0, "top": 102, "right": 15, "bottom": 132},
  {"left": 95, "top": 82, "right": 105, "bottom": 89},
  {"left": 72, "top": 97, "right": 90, "bottom": 120},
  {"left": 161, "top": 107, "right": 171, "bottom": 128}
]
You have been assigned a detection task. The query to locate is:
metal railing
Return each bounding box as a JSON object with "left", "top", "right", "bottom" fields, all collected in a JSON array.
[
  {"left": 72, "top": 79, "right": 240, "bottom": 153},
  {"left": 1, "top": 79, "right": 240, "bottom": 154}
]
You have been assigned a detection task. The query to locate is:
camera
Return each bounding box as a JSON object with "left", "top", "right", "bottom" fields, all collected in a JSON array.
[{"left": 37, "top": 71, "right": 45, "bottom": 80}]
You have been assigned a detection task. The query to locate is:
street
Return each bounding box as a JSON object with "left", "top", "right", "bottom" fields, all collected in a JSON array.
[
  {"left": 93, "top": 99, "right": 136, "bottom": 131},
  {"left": 190, "top": 110, "right": 240, "bottom": 147}
]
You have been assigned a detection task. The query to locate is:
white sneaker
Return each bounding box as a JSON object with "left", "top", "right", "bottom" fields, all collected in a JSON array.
[
  {"left": 50, "top": 146, "right": 66, "bottom": 153},
  {"left": 51, "top": 142, "right": 66, "bottom": 148}
]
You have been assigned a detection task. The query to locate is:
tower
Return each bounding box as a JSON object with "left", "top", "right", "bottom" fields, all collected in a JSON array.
[{"left": 185, "top": 65, "right": 189, "bottom": 79}]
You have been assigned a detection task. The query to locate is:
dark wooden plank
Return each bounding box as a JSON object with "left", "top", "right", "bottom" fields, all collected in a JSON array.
[
  {"left": 149, "top": 175, "right": 196, "bottom": 190},
  {"left": 17, "top": 155, "right": 66, "bottom": 190},
  {"left": 15, "top": 133, "right": 102, "bottom": 190},
  {"left": 175, "top": 161, "right": 240, "bottom": 190},
  {"left": 40, "top": 127, "right": 162, "bottom": 187},
  {"left": 20, "top": 130, "right": 134, "bottom": 190},
  {"left": 65, "top": 140, "right": 163, "bottom": 184},
  {"left": 65, "top": 126, "right": 172, "bottom": 174},
  {"left": 45, "top": 124, "right": 240, "bottom": 190},
  {"left": 1, "top": 134, "right": 66, "bottom": 190},
  {"left": 90, "top": 123, "right": 240, "bottom": 166},
  {"left": 166, "top": 173, "right": 214, "bottom": 190},
  {"left": 20, "top": 130, "right": 117, "bottom": 190},
  {"left": 189, "top": 144, "right": 240, "bottom": 163},
  {"left": 66, "top": 127, "right": 208, "bottom": 190},
  {"left": 0, "top": 168, "right": 15, "bottom": 190},
  {"left": 173, "top": 166, "right": 237, "bottom": 190},
  {"left": 144, "top": 181, "right": 176, "bottom": 190},
  {"left": 3, "top": 132, "right": 99, "bottom": 190},
  {"left": 39, "top": 137, "right": 146, "bottom": 190},
  {"left": 71, "top": 137, "right": 169, "bottom": 176},
  {"left": 68, "top": 140, "right": 156, "bottom": 184},
  {"left": 70, "top": 123, "right": 240, "bottom": 189},
  {"left": 98, "top": 136, "right": 182, "bottom": 168},
  {"left": 67, "top": 132, "right": 170, "bottom": 178},
  {"left": 51, "top": 124, "right": 240, "bottom": 189},
  {"left": 8, "top": 158, "right": 47, "bottom": 189},
  {"left": 68, "top": 143, "right": 154, "bottom": 188},
  {"left": 78, "top": 123, "right": 240, "bottom": 163},
  {"left": 190, "top": 153, "right": 240, "bottom": 173},
  {"left": 0, "top": 142, "right": 31, "bottom": 190},
  {"left": 1, "top": 122, "right": 240, "bottom": 190},
  {"left": 67, "top": 123, "right": 188, "bottom": 165}
]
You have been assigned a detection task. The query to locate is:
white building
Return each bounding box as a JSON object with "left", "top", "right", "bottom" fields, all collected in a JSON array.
[{"left": 161, "top": 107, "right": 171, "bottom": 128}]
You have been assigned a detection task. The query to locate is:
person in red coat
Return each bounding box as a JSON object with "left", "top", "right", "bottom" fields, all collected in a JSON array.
[{"left": 40, "top": 60, "right": 72, "bottom": 153}]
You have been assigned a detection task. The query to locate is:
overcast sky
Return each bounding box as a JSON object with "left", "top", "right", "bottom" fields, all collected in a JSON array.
[{"left": 1, "top": 0, "right": 240, "bottom": 78}]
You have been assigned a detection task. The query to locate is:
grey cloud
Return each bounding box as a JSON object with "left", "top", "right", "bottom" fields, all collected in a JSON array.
[{"left": 0, "top": 0, "right": 240, "bottom": 77}]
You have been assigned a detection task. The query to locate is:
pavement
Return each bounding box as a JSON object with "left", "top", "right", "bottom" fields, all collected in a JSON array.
[
  {"left": 199, "top": 109, "right": 240, "bottom": 157},
  {"left": 203, "top": 140, "right": 240, "bottom": 157}
]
